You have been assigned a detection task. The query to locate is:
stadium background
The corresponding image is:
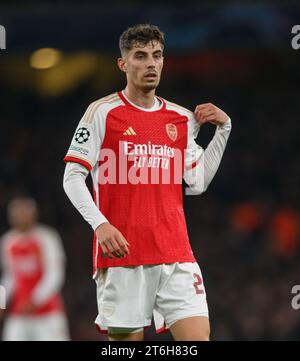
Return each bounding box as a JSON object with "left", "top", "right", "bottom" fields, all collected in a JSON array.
[{"left": 1, "top": 0, "right": 300, "bottom": 340}]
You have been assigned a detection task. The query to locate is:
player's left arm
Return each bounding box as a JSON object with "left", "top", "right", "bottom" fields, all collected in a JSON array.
[
  {"left": 26, "top": 229, "right": 66, "bottom": 312},
  {"left": 0, "top": 237, "right": 15, "bottom": 308},
  {"left": 184, "top": 103, "right": 232, "bottom": 194}
]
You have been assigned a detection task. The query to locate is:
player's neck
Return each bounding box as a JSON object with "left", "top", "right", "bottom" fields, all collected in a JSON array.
[
  {"left": 13, "top": 223, "right": 35, "bottom": 233},
  {"left": 124, "top": 85, "right": 156, "bottom": 109}
]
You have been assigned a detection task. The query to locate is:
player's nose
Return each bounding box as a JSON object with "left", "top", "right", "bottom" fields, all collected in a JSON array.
[{"left": 146, "top": 58, "right": 156, "bottom": 68}]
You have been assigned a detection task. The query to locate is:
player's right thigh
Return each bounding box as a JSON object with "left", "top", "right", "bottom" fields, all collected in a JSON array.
[{"left": 94, "top": 266, "right": 160, "bottom": 337}]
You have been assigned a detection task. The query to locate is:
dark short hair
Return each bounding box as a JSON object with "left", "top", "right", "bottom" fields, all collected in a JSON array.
[
  {"left": 8, "top": 195, "right": 37, "bottom": 208},
  {"left": 119, "top": 24, "right": 164, "bottom": 55}
]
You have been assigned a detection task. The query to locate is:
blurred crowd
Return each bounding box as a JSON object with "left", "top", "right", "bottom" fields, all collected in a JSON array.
[{"left": 0, "top": 49, "right": 300, "bottom": 340}]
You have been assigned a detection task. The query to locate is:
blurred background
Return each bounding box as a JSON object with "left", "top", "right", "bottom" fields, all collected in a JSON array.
[{"left": 1, "top": 0, "right": 300, "bottom": 340}]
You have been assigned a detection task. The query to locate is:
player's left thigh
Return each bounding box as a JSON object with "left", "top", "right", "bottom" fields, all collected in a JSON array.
[
  {"left": 155, "top": 262, "right": 209, "bottom": 335},
  {"left": 169, "top": 315, "right": 210, "bottom": 341}
]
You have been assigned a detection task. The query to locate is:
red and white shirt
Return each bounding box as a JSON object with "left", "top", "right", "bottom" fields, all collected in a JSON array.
[
  {"left": 64, "top": 91, "right": 231, "bottom": 274},
  {"left": 0, "top": 225, "right": 66, "bottom": 315}
]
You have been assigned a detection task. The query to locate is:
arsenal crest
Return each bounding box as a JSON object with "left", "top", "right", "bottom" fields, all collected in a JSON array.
[{"left": 166, "top": 123, "right": 178, "bottom": 141}]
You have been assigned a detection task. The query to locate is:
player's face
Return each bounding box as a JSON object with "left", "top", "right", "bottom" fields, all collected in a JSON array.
[
  {"left": 121, "top": 41, "right": 164, "bottom": 92},
  {"left": 7, "top": 199, "right": 38, "bottom": 231}
]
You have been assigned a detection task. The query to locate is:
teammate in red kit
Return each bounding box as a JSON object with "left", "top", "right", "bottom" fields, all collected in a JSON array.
[
  {"left": 0, "top": 196, "right": 70, "bottom": 341},
  {"left": 63, "top": 24, "right": 232, "bottom": 341}
]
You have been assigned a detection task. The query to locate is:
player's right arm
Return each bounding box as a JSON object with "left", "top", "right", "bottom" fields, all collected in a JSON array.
[
  {"left": 63, "top": 102, "right": 129, "bottom": 258},
  {"left": 63, "top": 163, "right": 129, "bottom": 258},
  {"left": 0, "top": 236, "right": 15, "bottom": 308}
]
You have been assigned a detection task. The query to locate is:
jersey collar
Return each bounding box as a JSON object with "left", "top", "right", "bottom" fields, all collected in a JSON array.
[{"left": 118, "top": 90, "right": 166, "bottom": 112}]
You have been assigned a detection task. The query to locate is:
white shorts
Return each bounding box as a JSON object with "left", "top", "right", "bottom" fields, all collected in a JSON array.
[
  {"left": 2, "top": 312, "right": 70, "bottom": 341},
  {"left": 94, "top": 262, "right": 209, "bottom": 334}
]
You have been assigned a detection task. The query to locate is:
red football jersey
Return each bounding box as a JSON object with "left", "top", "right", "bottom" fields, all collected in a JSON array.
[
  {"left": 1, "top": 226, "right": 65, "bottom": 315},
  {"left": 64, "top": 92, "right": 204, "bottom": 274}
]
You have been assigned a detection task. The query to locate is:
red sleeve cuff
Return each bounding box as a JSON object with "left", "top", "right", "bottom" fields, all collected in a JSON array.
[{"left": 64, "top": 156, "right": 92, "bottom": 171}]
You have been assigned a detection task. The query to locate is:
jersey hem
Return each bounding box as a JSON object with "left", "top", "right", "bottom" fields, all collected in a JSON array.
[{"left": 95, "top": 256, "right": 196, "bottom": 270}]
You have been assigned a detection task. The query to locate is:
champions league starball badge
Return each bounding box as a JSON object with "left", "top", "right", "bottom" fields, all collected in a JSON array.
[{"left": 74, "top": 127, "right": 90, "bottom": 144}]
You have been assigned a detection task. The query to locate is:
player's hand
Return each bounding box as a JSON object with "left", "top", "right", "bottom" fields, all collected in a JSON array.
[
  {"left": 20, "top": 300, "right": 36, "bottom": 314},
  {"left": 95, "top": 222, "right": 130, "bottom": 259},
  {"left": 194, "top": 103, "right": 229, "bottom": 127}
]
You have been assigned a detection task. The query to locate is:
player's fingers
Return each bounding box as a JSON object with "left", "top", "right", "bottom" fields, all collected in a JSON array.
[
  {"left": 194, "top": 110, "right": 209, "bottom": 124},
  {"left": 104, "top": 239, "right": 115, "bottom": 253},
  {"left": 115, "top": 233, "right": 130, "bottom": 255},
  {"left": 106, "top": 238, "right": 125, "bottom": 258},
  {"left": 117, "top": 230, "right": 130, "bottom": 247},
  {"left": 109, "top": 238, "right": 125, "bottom": 258},
  {"left": 197, "top": 109, "right": 215, "bottom": 117},
  {"left": 195, "top": 103, "right": 213, "bottom": 112},
  {"left": 111, "top": 249, "right": 123, "bottom": 258},
  {"left": 195, "top": 108, "right": 216, "bottom": 123},
  {"left": 195, "top": 104, "right": 209, "bottom": 111},
  {"left": 194, "top": 108, "right": 203, "bottom": 119},
  {"left": 196, "top": 110, "right": 216, "bottom": 123},
  {"left": 103, "top": 239, "right": 118, "bottom": 258},
  {"left": 100, "top": 242, "right": 113, "bottom": 259},
  {"left": 205, "top": 114, "right": 220, "bottom": 121}
]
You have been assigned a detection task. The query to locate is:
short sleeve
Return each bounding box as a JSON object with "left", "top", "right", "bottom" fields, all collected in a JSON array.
[{"left": 64, "top": 102, "right": 102, "bottom": 171}]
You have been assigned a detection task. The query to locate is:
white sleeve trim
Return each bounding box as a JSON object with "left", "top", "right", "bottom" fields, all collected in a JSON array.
[{"left": 63, "top": 162, "right": 109, "bottom": 231}]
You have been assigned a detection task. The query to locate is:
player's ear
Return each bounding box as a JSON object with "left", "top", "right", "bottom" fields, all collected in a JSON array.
[{"left": 117, "top": 57, "right": 127, "bottom": 73}]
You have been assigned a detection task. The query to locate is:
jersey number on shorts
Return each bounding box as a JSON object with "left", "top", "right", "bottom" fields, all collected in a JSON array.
[{"left": 193, "top": 273, "right": 204, "bottom": 295}]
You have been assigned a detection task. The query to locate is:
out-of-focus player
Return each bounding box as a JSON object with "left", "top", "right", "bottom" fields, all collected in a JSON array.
[
  {"left": 0, "top": 196, "right": 70, "bottom": 341},
  {"left": 63, "top": 24, "right": 232, "bottom": 341}
]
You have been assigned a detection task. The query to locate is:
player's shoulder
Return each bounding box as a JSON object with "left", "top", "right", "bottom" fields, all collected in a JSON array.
[
  {"left": 82, "top": 92, "right": 123, "bottom": 124},
  {"left": 34, "top": 224, "right": 61, "bottom": 240},
  {"left": 90, "top": 92, "right": 121, "bottom": 109},
  {"left": 163, "top": 98, "right": 194, "bottom": 118},
  {"left": 33, "top": 224, "right": 65, "bottom": 257},
  {"left": 0, "top": 230, "right": 15, "bottom": 246},
  {"left": 0, "top": 230, "right": 21, "bottom": 254}
]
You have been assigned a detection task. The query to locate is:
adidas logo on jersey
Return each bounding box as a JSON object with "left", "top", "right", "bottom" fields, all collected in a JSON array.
[{"left": 123, "top": 127, "right": 136, "bottom": 135}]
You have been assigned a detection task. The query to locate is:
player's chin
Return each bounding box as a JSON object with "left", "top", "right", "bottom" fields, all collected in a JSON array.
[{"left": 142, "top": 81, "right": 159, "bottom": 91}]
